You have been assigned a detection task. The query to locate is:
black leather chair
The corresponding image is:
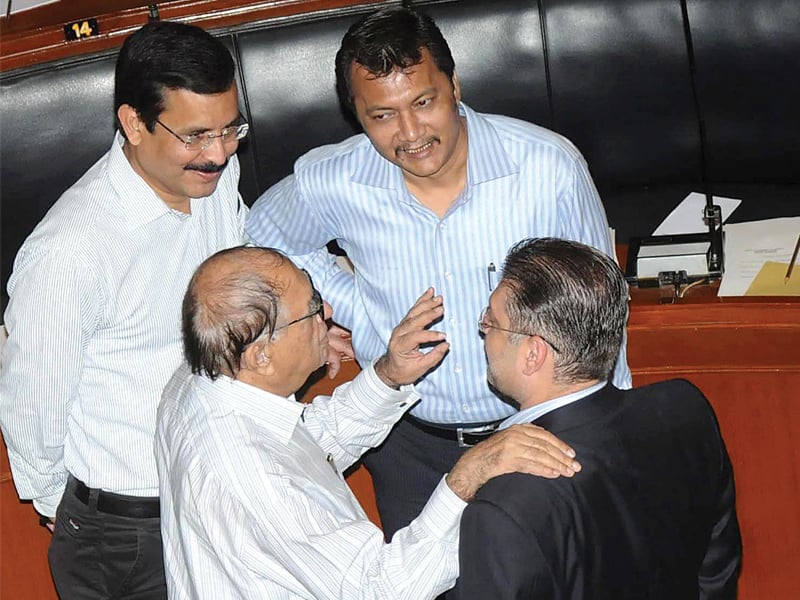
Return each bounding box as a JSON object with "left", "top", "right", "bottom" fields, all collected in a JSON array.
[{"left": 2, "top": 0, "right": 799, "bottom": 311}]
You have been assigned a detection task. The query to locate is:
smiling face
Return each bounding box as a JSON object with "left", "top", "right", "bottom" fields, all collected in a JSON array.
[
  {"left": 118, "top": 85, "right": 241, "bottom": 212},
  {"left": 349, "top": 48, "right": 467, "bottom": 189}
]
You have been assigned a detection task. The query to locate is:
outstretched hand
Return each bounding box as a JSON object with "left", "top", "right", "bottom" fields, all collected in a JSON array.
[
  {"left": 446, "top": 423, "right": 581, "bottom": 502},
  {"left": 374, "top": 288, "right": 449, "bottom": 389}
]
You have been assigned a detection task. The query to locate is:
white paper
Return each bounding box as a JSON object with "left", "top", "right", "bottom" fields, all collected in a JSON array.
[
  {"left": 717, "top": 217, "right": 800, "bottom": 296},
  {"left": 653, "top": 192, "right": 741, "bottom": 235}
]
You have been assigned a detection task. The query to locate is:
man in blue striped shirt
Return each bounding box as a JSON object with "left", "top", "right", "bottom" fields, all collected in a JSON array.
[{"left": 246, "top": 6, "right": 632, "bottom": 539}]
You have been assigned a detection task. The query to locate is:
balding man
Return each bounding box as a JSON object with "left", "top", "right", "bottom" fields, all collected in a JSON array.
[{"left": 155, "top": 246, "right": 581, "bottom": 599}]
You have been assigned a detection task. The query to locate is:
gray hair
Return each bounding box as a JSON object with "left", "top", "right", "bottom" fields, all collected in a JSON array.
[
  {"left": 501, "top": 238, "right": 629, "bottom": 384},
  {"left": 182, "top": 246, "right": 287, "bottom": 379}
]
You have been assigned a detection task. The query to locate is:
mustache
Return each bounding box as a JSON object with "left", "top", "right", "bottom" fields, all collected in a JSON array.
[
  {"left": 184, "top": 159, "right": 228, "bottom": 173},
  {"left": 396, "top": 137, "right": 438, "bottom": 154}
]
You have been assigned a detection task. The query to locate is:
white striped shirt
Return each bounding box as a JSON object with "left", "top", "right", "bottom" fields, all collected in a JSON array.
[
  {"left": 0, "top": 132, "right": 245, "bottom": 516},
  {"left": 156, "top": 362, "right": 465, "bottom": 600},
  {"left": 246, "top": 103, "right": 631, "bottom": 424}
]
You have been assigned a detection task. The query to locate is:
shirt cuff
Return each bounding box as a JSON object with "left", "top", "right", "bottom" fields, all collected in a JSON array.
[
  {"left": 413, "top": 476, "right": 467, "bottom": 543},
  {"left": 344, "top": 361, "right": 420, "bottom": 422},
  {"left": 33, "top": 490, "right": 64, "bottom": 519}
]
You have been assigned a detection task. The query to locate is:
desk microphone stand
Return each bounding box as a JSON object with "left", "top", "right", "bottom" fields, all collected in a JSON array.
[{"left": 625, "top": 0, "right": 724, "bottom": 289}]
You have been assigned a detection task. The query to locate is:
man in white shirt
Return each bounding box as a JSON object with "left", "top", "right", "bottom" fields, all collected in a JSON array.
[
  {"left": 0, "top": 21, "right": 249, "bottom": 599},
  {"left": 156, "top": 246, "right": 581, "bottom": 599}
]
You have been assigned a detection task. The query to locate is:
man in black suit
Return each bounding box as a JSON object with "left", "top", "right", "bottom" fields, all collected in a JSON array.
[{"left": 453, "top": 237, "right": 742, "bottom": 600}]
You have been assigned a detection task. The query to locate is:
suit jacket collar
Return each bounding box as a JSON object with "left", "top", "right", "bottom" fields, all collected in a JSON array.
[{"left": 532, "top": 384, "right": 624, "bottom": 434}]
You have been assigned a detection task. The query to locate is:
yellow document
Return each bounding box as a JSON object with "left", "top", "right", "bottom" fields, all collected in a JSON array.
[{"left": 744, "top": 261, "right": 800, "bottom": 296}]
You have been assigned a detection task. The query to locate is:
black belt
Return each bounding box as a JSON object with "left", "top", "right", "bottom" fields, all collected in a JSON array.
[
  {"left": 73, "top": 478, "right": 160, "bottom": 519},
  {"left": 405, "top": 414, "right": 502, "bottom": 447}
]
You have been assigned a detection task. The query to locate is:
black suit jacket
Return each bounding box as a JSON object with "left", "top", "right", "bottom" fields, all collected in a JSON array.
[{"left": 453, "top": 379, "right": 741, "bottom": 600}]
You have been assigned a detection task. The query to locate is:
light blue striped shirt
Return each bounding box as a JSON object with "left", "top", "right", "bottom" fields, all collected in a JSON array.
[
  {"left": 246, "top": 103, "right": 631, "bottom": 424},
  {"left": 0, "top": 132, "right": 246, "bottom": 516}
]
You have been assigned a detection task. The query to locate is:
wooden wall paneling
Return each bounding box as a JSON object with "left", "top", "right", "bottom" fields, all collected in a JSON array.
[
  {"left": 1, "top": 433, "right": 58, "bottom": 599},
  {"left": 628, "top": 296, "right": 800, "bottom": 600},
  {"left": 630, "top": 371, "right": 800, "bottom": 600},
  {"left": 0, "top": 0, "right": 382, "bottom": 72}
]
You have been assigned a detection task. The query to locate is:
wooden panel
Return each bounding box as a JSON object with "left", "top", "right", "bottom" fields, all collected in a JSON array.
[
  {"left": 1, "top": 433, "right": 58, "bottom": 599},
  {"left": 627, "top": 286, "right": 800, "bottom": 600},
  {"left": 0, "top": 0, "right": 383, "bottom": 72},
  {"left": 631, "top": 371, "right": 800, "bottom": 599}
]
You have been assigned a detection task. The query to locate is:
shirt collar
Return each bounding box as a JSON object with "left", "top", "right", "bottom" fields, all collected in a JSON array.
[
  {"left": 195, "top": 374, "right": 304, "bottom": 444},
  {"left": 107, "top": 131, "right": 179, "bottom": 228},
  {"left": 350, "top": 102, "right": 518, "bottom": 190},
  {"left": 499, "top": 381, "right": 608, "bottom": 429}
]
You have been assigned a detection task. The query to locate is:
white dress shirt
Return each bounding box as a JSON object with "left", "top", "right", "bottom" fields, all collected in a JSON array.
[
  {"left": 156, "top": 362, "right": 466, "bottom": 599},
  {"left": 246, "top": 103, "right": 631, "bottom": 425},
  {"left": 0, "top": 132, "right": 245, "bottom": 516}
]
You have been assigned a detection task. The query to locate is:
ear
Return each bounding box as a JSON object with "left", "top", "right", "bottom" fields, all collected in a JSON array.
[
  {"left": 117, "top": 104, "right": 145, "bottom": 146},
  {"left": 241, "top": 340, "right": 271, "bottom": 374},
  {"left": 451, "top": 71, "right": 462, "bottom": 103},
  {"left": 520, "top": 335, "right": 549, "bottom": 377}
]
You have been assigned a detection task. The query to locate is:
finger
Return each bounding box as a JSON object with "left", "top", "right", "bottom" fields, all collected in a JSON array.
[
  {"left": 478, "top": 440, "right": 573, "bottom": 479},
  {"left": 512, "top": 424, "right": 577, "bottom": 459},
  {"left": 394, "top": 329, "right": 447, "bottom": 353},
  {"left": 414, "top": 341, "right": 450, "bottom": 370},
  {"left": 404, "top": 339, "right": 450, "bottom": 365},
  {"left": 393, "top": 304, "right": 444, "bottom": 340},
  {"left": 510, "top": 433, "right": 581, "bottom": 475},
  {"left": 326, "top": 361, "right": 341, "bottom": 380},
  {"left": 514, "top": 444, "right": 580, "bottom": 477},
  {"left": 400, "top": 290, "right": 442, "bottom": 323},
  {"left": 478, "top": 429, "right": 580, "bottom": 477},
  {"left": 326, "top": 348, "right": 342, "bottom": 380}
]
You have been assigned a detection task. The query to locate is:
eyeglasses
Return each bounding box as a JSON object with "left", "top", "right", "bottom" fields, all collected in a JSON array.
[
  {"left": 478, "top": 306, "right": 561, "bottom": 353},
  {"left": 273, "top": 287, "right": 325, "bottom": 333},
  {"left": 156, "top": 118, "right": 249, "bottom": 152}
]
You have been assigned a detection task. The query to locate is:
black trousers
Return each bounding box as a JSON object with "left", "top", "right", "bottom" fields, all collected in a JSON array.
[
  {"left": 362, "top": 415, "right": 469, "bottom": 541},
  {"left": 48, "top": 476, "right": 167, "bottom": 600}
]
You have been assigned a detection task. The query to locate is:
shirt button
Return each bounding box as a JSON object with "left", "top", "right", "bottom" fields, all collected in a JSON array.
[
  {"left": 462, "top": 404, "right": 470, "bottom": 411},
  {"left": 439, "top": 222, "right": 446, "bottom": 230},
  {"left": 454, "top": 363, "right": 463, "bottom": 374},
  {"left": 444, "top": 271, "right": 452, "bottom": 279},
  {"left": 449, "top": 318, "right": 457, "bottom": 326}
]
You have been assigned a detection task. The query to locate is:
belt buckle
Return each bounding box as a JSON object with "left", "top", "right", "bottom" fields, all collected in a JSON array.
[{"left": 456, "top": 423, "right": 497, "bottom": 448}]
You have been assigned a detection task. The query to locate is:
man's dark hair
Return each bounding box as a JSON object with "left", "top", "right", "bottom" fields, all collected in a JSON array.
[
  {"left": 501, "top": 238, "right": 629, "bottom": 384},
  {"left": 114, "top": 20, "right": 236, "bottom": 137},
  {"left": 335, "top": 6, "right": 456, "bottom": 114},
  {"left": 182, "top": 247, "right": 286, "bottom": 380}
]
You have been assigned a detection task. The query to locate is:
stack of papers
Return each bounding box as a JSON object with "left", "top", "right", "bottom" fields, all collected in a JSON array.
[
  {"left": 718, "top": 217, "right": 800, "bottom": 296},
  {"left": 644, "top": 192, "right": 799, "bottom": 296}
]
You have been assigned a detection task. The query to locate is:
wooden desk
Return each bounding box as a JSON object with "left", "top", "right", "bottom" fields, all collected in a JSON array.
[{"left": 626, "top": 285, "right": 800, "bottom": 599}]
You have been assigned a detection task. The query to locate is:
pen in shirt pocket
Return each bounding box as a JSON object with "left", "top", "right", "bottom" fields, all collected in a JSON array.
[{"left": 487, "top": 262, "right": 497, "bottom": 292}]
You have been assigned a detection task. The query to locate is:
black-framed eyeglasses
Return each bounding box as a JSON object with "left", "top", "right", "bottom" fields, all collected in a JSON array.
[
  {"left": 273, "top": 287, "right": 325, "bottom": 333},
  {"left": 155, "top": 117, "right": 249, "bottom": 152},
  {"left": 478, "top": 306, "right": 561, "bottom": 353}
]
